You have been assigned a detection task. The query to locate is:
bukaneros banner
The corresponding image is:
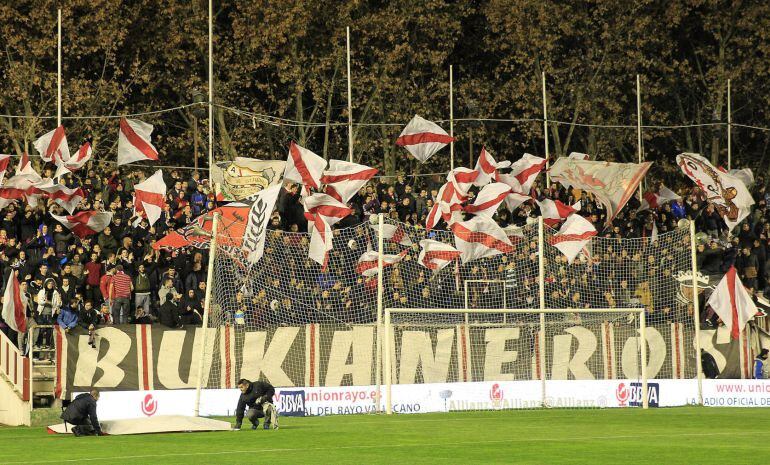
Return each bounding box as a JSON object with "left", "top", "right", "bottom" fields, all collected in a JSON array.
[
  {"left": 55, "top": 323, "right": 760, "bottom": 399},
  {"left": 210, "top": 157, "right": 285, "bottom": 201}
]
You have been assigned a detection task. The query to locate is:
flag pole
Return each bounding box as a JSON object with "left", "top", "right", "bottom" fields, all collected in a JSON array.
[
  {"left": 346, "top": 27, "right": 354, "bottom": 163},
  {"left": 636, "top": 75, "right": 644, "bottom": 201},
  {"left": 727, "top": 79, "right": 732, "bottom": 171},
  {"left": 57, "top": 8, "right": 62, "bottom": 127},
  {"left": 449, "top": 65, "right": 454, "bottom": 171},
  {"left": 208, "top": 0, "right": 214, "bottom": 182},
  {"left": 542, "top": 72, "right": 550, "bottom": 189}
]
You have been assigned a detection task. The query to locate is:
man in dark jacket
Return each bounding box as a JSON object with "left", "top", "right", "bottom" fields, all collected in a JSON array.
[
  {"left": 233, "top": 378, "right": 278, "bottom": 430},
  {"left": 61, "top": 390, "right": 102, "bottom": 436},
  {"left": 158, "top": 292, "right": 182, "bottom": 328}
]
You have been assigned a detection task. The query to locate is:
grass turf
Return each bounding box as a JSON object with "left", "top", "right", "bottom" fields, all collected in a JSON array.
[{"left": 0, "top": 408, "right": 766, "bottom": 464}]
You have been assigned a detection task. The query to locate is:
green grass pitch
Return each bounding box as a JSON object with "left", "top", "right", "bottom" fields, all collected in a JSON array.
[{"left": 1, "top": 408, "right": 766, "bottom": 464}]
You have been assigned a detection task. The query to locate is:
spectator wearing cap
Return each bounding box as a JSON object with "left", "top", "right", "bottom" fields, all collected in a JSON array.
[{"left": 108, "top": 265, "right": 133, "bottom": 324}]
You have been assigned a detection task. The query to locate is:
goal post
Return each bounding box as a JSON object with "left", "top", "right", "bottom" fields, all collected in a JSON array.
[{"left": 384, "top": 307, "right": 648, "bottom": 414}]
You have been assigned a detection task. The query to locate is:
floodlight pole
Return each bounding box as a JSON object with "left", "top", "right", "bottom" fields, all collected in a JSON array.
[
  {"left": 449, "top": 65, "right": 454, "bottom": 171},
  {"left": 640, "top": 309, "right": 649, "bottom": 409},
  {"left": 375, "top": 213, "right": 384, "bottom": 413},
  {"left": 727, "top": 79, "right": 732, "bottom": 171},
  {"left": 537, "top": 217, "right": 547, "bottom": 406},
  {"left": 194, "top": 211, "right": 219, "bottom": 417},
  {"left": 208, "top": 0, "right": 214, "bottom": 181},
  {"left": 346, "top": 27, "right": 354, "bottom": 163},
  {"left": 636, "top": 75, "right": 644, "bottom": 201},
  {"left": 57, "top": 9, "right": 62, "bottom": 127},
  {"left": 542, "top": 72, "right": 550, "bottom": 189}
]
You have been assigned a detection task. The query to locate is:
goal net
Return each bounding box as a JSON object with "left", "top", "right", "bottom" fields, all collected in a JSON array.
[
  {"left": 196, "top": 212, "right": 697, "bottom": 415},
  {"left": 384, "top": 307, "right": 649, "bottom": 412}
]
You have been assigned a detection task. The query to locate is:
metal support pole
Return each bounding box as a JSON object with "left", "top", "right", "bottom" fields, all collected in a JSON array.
[
  {"left": 194, "top": 211, "right": 219, "bottom": 417},
  {"left": 346, "top": 27, "right": 354, "bottom": 163},
  {"left": 385, "top": 308, "right": 392, "bottom": 415},
  {"left": 636, "top": 75, "right": 644, "bottom": 201},
  {"left": 449, "top": 65, "right": 454, "bottom": 171},
  {"left": 542, "top": 72, "right": 550, "bottom": 189},
  {"left": 375, "top": 213, "right": 385, "bottom": 413},
  {"left": 57, "top": 9, "right": 62, "bottom": 127},
  {"left": 208, "top": 0, "right": 214, "bottom": 181},
  {"left": 538, "top": 217, "right": 547, "bottom": 406},
  {"left": 690, "top": 220, "right": 703, "bottom": 404},
  {"left": 727, "top": 79, "right": 732, "bottom": 171},
  {"left": 463, "top": 280, "right": 470, "bottom": 327},
  {"left": 640, "top": 309, "right": 649, "bottom": 410}
]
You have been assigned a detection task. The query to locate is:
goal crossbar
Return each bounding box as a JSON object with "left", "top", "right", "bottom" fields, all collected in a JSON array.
[{"left": 384, "top": 307, "right": 648, "bottom": 413}]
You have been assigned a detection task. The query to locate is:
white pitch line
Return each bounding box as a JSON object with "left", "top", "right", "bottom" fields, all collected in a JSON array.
[{"left": 3, "top": 431, "right": 764, "bottom": 464}]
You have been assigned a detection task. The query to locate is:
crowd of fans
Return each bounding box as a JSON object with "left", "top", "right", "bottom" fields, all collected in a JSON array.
[{"left": 0, "top": 156, "right": 768, "bottom": 359}]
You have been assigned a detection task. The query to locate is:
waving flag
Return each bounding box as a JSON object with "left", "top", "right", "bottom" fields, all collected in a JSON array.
[
  {"left": 303, "top": 193, "right": 352, "bottom": 226},
  {"left": 452, "top": 215, "right": 514, "bottom": 263},
  {"left": 34, "top": 126, "right": 70, "bottom": 165},
  {"left": 707, "top": 266, "right": 757, "bottom": 339},
  {"left": 55, "top": 142, "right": 93, "bottom": 179},
  {"left": 0, "top": 154, "right": 12, "bottom": 186},
  {"left": 639, "top": 185, "right": 681, "bottom": 211},
  {"left": 448, "top": 168, "right": 478, "bottom": 199},
  {"left": 118, "top": 118, "right": 159, "bottom": 166},
  {"left": 418, "top": 239, "right": 460, "bottom": 272},
  {"left": 306, "top": 213, "right": 333, "bottom": 269},
  {"left": 285, "top": 142, "right": 327, "bottom": 190},
  {"left": 536, "top": 198, "right": 581, "bottom": 227},
  {"left": 504, "top": 191, "right": 531, "bottom": 213},
  {"left": 509, "top": 154, "right": 547, "bottom": 192},
  {"left": 465, "top": 182, "right": 511, "bottom": 217},
  {"left": 396, "top": 115, "right": 454, "bottom": 163},
  {"left": 355, "top": 249, "right": 407, "bottom": 277},
  {"left": 426, "top": 182, "right": 464, "bottom": 231},
  {"left": 242, "top": 185, "right": 282, "bottom": 264},
  {"left": 321, "top": 160, "right": 378, "bottom": 203},
  {"left": 549, "top": 214, "right": 597, "bottom": 264},
  {"left": 51, "top": 210, "right": 113, "bottom": 238},
  {"left": 133, "top": 170, "right": 167, "bottom": 227},
  {"left": 2, "top": 272, "right": 27, "bottom": 333},
  {"left": 568, "top": 152, "right": 590, "bottom": 160},
  {"left": 33, "top": 180, "right": 85, "bottom": 214},
  {"left": 677, "top": 152, "right": 754, "bottom": 231},
  {"left": 0, "top": 172, "right": 43, "bottom": 209},
  {"left": 549, "top": 158, "right": 651, "bottom": 224},
  {"left": 371, "top": 222, "right": 413, "bottom": 247},
  {"left": 16, "top": 152, "right": 30, "bottom": 174},
  {"left": 474, "top": 147, "right": 510, "bottom": 186}
]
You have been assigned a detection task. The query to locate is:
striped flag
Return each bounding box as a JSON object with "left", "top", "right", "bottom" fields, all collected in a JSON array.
[
  {"left": 118, "top": 118, "right": 159, "bottom": 165},
  {"left": 355, "top": 249, "right": 407, "bottom": 277},
  {"left": 509, "top": 153, "right": 547, "bottom": 192},
  {"left": 0, "top": 154, "right": 12, "bottom": 186},
  {"left": 285, "top": 142, "right": 327, "bottom": 190},
  {"left": 34, "top": 126, "right": 70, "bottom": 165},
  {"left": 707, "top": 266, "right": 757, "bottom": 339},
  {"left": 51, "top": 211, "right": 114, "bottom": 238},
  {"left": 474, "top": 147, "right": 510, "bottom": 186},
  {"left": 465, "top": 182, "right": 511, "bottom": 217},
  {"left": 549, "top": 214, "right": 597, "bottom": 264},
  {"left": 418, "top": 239, "right": 460, "bottom": 272},
  {"left": 452, "top": 215, "right": 513, "bottom": 264},
  {"left": 536, "top": 198, "right": 581, "bottom": 227},
  {"left": 133, "top": 170, "right": 167, "bottom": 227},
  {"left": 321, "top": 160, "right": 378, "bottom": 203},
  {"left": 371, "top": 222, "right": 413, "bottom": 247},
  {"left": 2, "top": 271, "right": 27, "bottom": 333},
  {"left": 32, "top": 179, "right": 85, "bottom": 214},
  {"left": 396, "top": 115, "right": 454, "bottom": 163}
]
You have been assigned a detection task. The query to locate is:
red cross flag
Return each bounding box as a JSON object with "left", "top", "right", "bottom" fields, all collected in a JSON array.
[
  {"left": 418, "top": 239, "right": 461, "bottom": 272},
  {"left": 452, "top": 215, "right": 514, "bottom": 264},
  {"left": 549, "top": 214, "right": 597, "bottom": 264},
  {"left": 118, "top": 118, "right": 159, "bottom": 166},
  {"left": 396, "top": 115, "right": 454, "bottom": 163}
]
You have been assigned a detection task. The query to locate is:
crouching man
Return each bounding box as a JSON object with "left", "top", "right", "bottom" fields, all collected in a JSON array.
[
  {"left": 61, "top": 389, "right": 104, "bottom": 436},
  {"left": 233, "top": 379, "right": 278, "bottom": 430}
]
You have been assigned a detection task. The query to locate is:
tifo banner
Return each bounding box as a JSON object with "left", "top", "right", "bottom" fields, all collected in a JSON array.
[
  {"left": 210, "top": 157, "right": 285, "bottom": 200},
  {"left": 56, "top": 323, "right": 760, "bottom": 398}
]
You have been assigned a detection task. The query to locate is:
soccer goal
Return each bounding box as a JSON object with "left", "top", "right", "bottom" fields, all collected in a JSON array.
[{"left": 384, "top": 307, "right": 649, "bottom": 413}]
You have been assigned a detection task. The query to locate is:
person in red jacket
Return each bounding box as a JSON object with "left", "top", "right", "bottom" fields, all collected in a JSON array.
[
  {"left": 84, "top": 253, "right": 103, "bottom": 304},
  {"left": 99, "top": 268, "right": 114, "bottom": 308}
]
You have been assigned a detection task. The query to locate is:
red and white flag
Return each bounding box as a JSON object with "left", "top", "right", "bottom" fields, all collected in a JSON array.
[
  {"left": 504, "top": 191, "right": 531, "bottom": 213},
  {"left": 355, "top": 249, "right": 407, "bottom": 277},
  {"left": 418, "top": 239, "right": 460, "bottom": 272},
  {"left": 303, "top": 193, "right": 352, "bottom": 226},
  {"left": 0, "top": 154, "right": 12, "bottom": 186},
  {"left": 55, "top": 142, "right": 93, "bottom": 179},
  {"left": 133, "top": 169, "right": 167, "bottom": 227},
  {"left": 639, "top": 185, "right": 681, "bottom": 211},
  {"left": 549, "top": 214, "right": 597, "bottom": 264},
  {"left": 707, "top": 266, "right": 757, "bottom": 340},
  {"left": 474, "top": 147, "right": 510, "bottom": 186},
  {"left": 118, "top": 118, "right": 159, "bottom": 166},
  {"left": 51, "top": 210, "right": 113, "bottom": 238},
  {"left": 447, "top": 167, "right": 478, "bottom": 199},
  {"left": 451, "top": 215, "right": 514, "bottom": 263},
  {"left": 321, "top": 160, "right": 378, "bottom": 203},
  {"left": 2, "top": 272, "right": 27, "bottom": 333},
  {"left": 285, "top": 142, "right": 327, "bottom": 190},
  {"left": 32, "top": 180, "right": 85, "bottom": 214},
  {"left": 568, "top": 152, "right": 590, "bottom": 160},
  {"left": 465, "top": 182, "right": 511, "bottom": 217},
  {"left": 16, "top": 152, "right": 30, "bottom": 175},
  {"left": 306, "top": 213, "right": 333, "bottom": 269},
  {"left": 536, "top": 198, "right": 581, "bottom": 227},
  {"left": 0, "top": 173, "right": 42, "bottom": 209},
  {"left": 34, "top": 126, "right": 70, "bottom": 165},
  {"left": 396, "top": 115, "right": 454, "bottom": 163},
  {"left": 426, "top": 182, "right": 464, "bottom": 231},
  {"left": 509, "top": 153, "right": 547, "bottom": 192},
  {"left": 371, "top": 222, "right": 413, "bottom": 247}
]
